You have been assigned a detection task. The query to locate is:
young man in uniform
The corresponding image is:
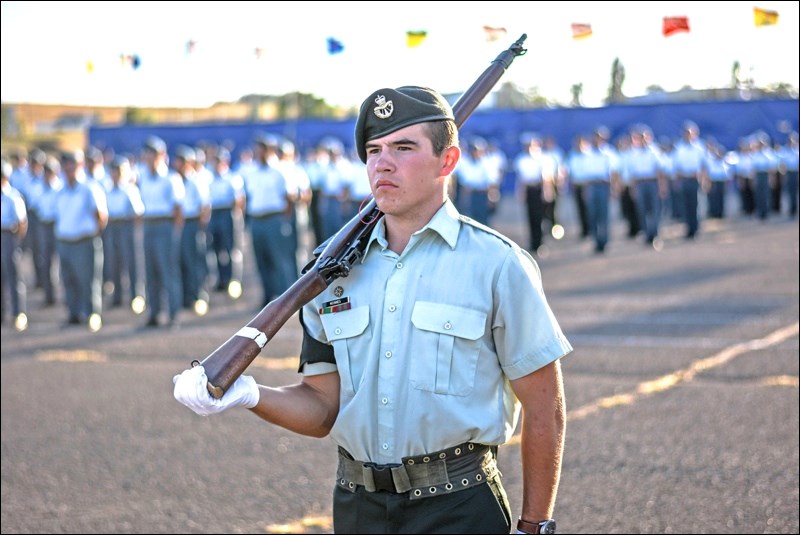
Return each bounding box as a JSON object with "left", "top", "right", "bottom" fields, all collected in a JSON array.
[{"left": 174, "top": 86, "right": 572, "bottom": 534}]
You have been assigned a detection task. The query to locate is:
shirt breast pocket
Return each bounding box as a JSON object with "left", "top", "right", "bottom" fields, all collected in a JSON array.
[
  {"left": 320, "top": 305, "right": 370, "bottom": 395},
  {"left": 410, "top": 302, "right": 486, "bottom": 396}
]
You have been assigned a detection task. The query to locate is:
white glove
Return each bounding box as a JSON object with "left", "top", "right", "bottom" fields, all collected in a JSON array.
[{"left": 173, "top": 365, "right": 260, "bottom": 416}]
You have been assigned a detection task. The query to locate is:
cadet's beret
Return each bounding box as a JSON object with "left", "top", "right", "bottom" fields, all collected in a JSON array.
[
  {"left": 173, "top": 144, "right": 196, "bottom": 162},
  {"left": 143, "top": 135, "right": 167, "bottom": 153},
  {"left": 86, "top": 146, "right": 103, "bottom": 162},
  {"left": 254, "top": 132, "right": 280, "bottom": 148},
  {"left": 110, "top": 155, "right": 129, "bottom": 169},
  {"left": 30, "top": 149, "right": 47, "bottom": 166},
  {"left": 44, "top": 156, "right": 61, "bottom": 174},
  {"left": 354, "top": 85, "right": 455, "bottom": 163},
  {"left": 318, "top": 136, "right": 344, "bottom": 154}
]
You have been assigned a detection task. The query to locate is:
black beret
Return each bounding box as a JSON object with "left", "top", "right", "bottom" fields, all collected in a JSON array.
[{"left": 354, "top": 86, "right": 454, "bottom": 163}]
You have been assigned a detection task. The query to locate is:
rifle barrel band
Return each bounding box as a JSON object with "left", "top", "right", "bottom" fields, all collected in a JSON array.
[{"left": 236, "top": 327, "right": 268, "bottom": 348}]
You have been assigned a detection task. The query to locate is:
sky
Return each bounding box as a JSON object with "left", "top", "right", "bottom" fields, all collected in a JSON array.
[{"left": 1, "top": 1, "right": 798, "bottom": 110}]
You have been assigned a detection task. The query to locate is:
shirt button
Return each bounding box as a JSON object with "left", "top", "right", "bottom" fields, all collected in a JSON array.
[
  {"left": 444, "top": 322, "right": 452, "bottom": 330},
  {"left": 334, "top": 327, "right": 342, "bottom": 335},
  {"left": 384, "top": 351, "right": 392, "bottom": 359},
  {"left": 388, "top": 305, "right": 396, "bottom": 312},
  {"left": 382, "top": 397, "right": 389, "bottom": 404},
  {"left": 396, "top": 262, "right": 403, "bottom": 269}
]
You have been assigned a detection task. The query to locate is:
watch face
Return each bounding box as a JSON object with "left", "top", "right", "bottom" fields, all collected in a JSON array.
[{"left": 541, "top": 520, "right": 557, "bottom": 534}]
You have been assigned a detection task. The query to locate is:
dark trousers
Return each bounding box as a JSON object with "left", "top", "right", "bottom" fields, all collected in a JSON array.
[
  {"left": 207, "top": 210, "right": 235, "bottom": 289},
  {"left": 524, "top": 184, "right": 544, "bottom": 251},
  {"left": 738, "top": 177, "right": 755, "bottom": 216},
  {"left": 572, "top": 183, "right": 589, "bottom": 238},
  {"left": 332, "top": 477, "right": 511, "bottom": 534},
  {"left": 620, "top": 185, "right": 640, "bottom": 237},
  {"left": 785, "top": 170, "right": 798, "bottom": 217}
]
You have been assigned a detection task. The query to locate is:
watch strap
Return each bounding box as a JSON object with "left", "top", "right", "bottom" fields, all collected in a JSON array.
[{"left": 517, "top": 518, "right": 554, "bottom": 534}]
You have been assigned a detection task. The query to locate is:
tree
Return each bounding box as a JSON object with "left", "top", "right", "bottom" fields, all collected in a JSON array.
[
  {"left": 606, "top": 57, "right": 626, "bottom": 104},
  {"left": 570, "top": 83, "right": 583, "bottom": 107}
]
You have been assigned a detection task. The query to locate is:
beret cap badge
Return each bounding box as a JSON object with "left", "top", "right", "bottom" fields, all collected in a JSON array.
[{"left": 373, "top": 95, "right": 394, "bottom": 119}]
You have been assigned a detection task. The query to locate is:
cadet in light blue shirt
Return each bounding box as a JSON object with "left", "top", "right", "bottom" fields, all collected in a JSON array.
[
  {"left": 54, "top": 149, "right": 108, "bottom": 330},
  {"left": 1, "top": 159, "right": 29, "bottom": 330},
  {"left": 138, "top": 136, "right": 185, "bottom": 328}
]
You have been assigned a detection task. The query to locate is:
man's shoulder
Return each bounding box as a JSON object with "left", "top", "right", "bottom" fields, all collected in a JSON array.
[{"left": 457, "top": 215, "right": 519, "bottom": 250}]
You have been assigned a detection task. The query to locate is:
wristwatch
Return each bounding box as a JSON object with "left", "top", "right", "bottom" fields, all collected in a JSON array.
[{"left": 517, "top": 518, "right": 557, "bottom": 534}]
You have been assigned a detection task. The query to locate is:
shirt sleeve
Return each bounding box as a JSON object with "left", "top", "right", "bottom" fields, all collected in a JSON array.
[
  {"left": 297, "top": 307, "right": 337, "bottom": 375},
  {"left": 493, "top": 248, "right": 573, "bottom": 380}
]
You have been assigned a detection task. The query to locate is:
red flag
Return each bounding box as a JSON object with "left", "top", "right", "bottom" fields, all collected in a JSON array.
[
  {"left": 571, "top": 23, "right": 592, "bottom": 40},
  {"left": 663, "top": 16, "right": 690, "bottom": 37}
]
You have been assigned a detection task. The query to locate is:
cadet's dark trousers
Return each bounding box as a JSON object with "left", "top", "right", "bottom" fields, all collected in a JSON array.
[{"left": 332, "top": 477, "right": 511, "bottom": 534}]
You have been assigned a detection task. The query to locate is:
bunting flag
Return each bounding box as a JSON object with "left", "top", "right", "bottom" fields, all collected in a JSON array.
[
  {"left": 327, "top": 37, "right": 345, "bottom": 55},
  {"left": 753, "top": 7, "right": 779, "bottom": 26},
  {"left": 571, "top": 23, "right": 593, "bottom": 40},
  {"left": 254, "top": 47, "right": 265, "bottom": 59},
  {"left": 120, "top": 54, "right": 142, "bottom": 70},
  {"left": 406, "top": 30, "right": 427, "bottom": 48},
  {"left": 85, "top": 60, "right": 94, "bottom": 74},
  {"left": 186, "top": 39, "right": 197, "bottom": 55},
  {"left": 483, "top": 25, "right": 507, "bottom": 42},
  {"left": 663, "top": 16, "right": 690, "bottom": 37}
]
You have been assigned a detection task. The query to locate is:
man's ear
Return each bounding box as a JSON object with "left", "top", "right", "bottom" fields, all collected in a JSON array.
[{"left": 441, "top": 145, "right": 461, "bottom": 176}]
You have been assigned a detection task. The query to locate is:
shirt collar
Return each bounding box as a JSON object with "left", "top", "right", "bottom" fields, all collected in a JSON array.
[{"left": 362, "top": 198, "right": 460, "bottom": 261}]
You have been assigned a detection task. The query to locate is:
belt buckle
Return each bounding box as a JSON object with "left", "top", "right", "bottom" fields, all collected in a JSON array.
[{"left": 365, "top": 462, "right": 399, "bottom": 492}]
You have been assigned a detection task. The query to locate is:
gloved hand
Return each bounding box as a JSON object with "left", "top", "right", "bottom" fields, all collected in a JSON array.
[{"left": 173, "top": 365, "right": 260, "bottom": 416}]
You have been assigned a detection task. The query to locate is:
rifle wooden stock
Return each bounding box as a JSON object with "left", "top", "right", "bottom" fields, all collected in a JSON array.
[{"left": 195, "top": 34, "right": 528, "bottom": 398}]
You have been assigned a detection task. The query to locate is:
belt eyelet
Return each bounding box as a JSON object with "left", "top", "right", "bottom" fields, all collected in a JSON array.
[
  {"left": 468, "top": 444, "right": 474, "bottom": 451},
  {"left": 429, "top": 487, "right": 437, "bottom": 494},
  {"left": 340, "top": 478, "right": 346, "bottom": 485},
  {"left": 423, "top": 456, "right": 430, "bottom": 463},
  {"left": 439, "top": 452, "right": 446, "bottom": 459},
  {"left": 461, "top": 478, "right": 469, "bottom": 486},
  {"left": 455, "top": 448, "right": 462, "bottom": 455},
  {"left": 348, "top": 482, "right": 355, "bottom": 489},
  {"left": 413, "top": 489, "right": 422, "bottom": 497},
  {"left": 445, "top": 483, "right": 453, "bottom": 490},
  {"left": 476, "top": 474, "right": 482, "bottom": 481},
  {"left": 407, "top": 459, "right": 415, "bottom": 465}
]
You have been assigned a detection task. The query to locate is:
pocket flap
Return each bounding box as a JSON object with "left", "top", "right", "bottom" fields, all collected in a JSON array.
[
  {"left": 411, "top": 301, "right": 485, "bottom": 340},
  {"left": 320, "top": 305, "right": 369, "bottom": 341}
]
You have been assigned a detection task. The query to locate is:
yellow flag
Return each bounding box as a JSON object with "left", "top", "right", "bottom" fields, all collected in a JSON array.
[
  {"left": 86, "top": 60, "right": 94, "bottom": 74},
  {"left": 753, "top": 7, "right": 779, "bottom": 26},
  {"left": 406, "top": 30, "right": 427, "bottom": 48}
]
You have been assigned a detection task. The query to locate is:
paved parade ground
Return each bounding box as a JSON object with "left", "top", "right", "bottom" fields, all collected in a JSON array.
[{"left": 2, "top": 197, "right": 798, "bottom": 534}]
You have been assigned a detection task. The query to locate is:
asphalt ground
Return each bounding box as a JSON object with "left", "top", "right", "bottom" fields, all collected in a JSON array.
[{"left": 2, "top": 193, "right": 798, "bottom": 534}]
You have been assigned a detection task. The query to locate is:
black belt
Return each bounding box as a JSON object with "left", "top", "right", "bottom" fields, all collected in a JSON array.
[
  {"left": 249, "top": 210, "right": 283, "bottom": 219},
  {"left": 336, "top": 442, "right": 499, "bottom": 500},
  {"left": 57, "top": 234, "right": 95, "bottom": 244}
]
